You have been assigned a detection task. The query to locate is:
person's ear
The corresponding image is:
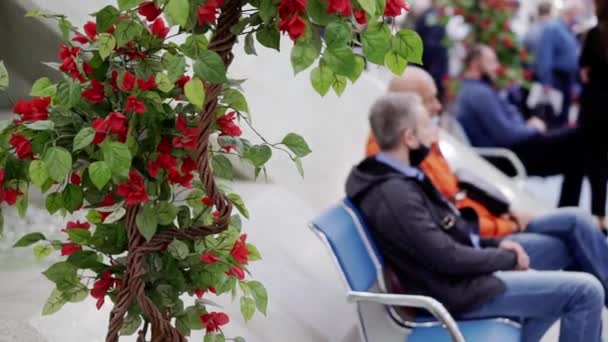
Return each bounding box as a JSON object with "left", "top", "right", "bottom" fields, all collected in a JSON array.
[{"left": 403, "top": 128, "right": 417, "bottom": 149}]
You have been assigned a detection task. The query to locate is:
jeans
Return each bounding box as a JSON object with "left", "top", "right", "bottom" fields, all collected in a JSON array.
[
  {"left": 459, "top": 208, "right": 608, "bottom": 341},
  {"left": 460, "top": 270, "right": 604, "bottom": 342}
]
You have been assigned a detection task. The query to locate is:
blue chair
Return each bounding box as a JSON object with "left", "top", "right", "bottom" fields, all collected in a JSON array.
[{"left": 310, "top": 199, "right": 522, "bottom": 342}]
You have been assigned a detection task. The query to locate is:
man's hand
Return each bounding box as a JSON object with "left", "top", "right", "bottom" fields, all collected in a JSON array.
[
  {"left": 526, "top": 116, "right": 547, "bottom": 133},
  {"left": 499, "top": 240, "right": 530, "bottom": 271},
  {"left": 511, "top": 210, "right": 536, "bottom": 232}
]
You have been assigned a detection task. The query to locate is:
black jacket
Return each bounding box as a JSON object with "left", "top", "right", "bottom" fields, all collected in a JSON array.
[{"left": 345, "top": 157, "right": 517, "bottom": 314}]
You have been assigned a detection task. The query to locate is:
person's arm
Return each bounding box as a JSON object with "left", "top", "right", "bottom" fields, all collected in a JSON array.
[
  {"left": 468, "top": 86, "right": 539, "bottom": 146},
  {"left": 378, "top": 179, "right": 517, "bottom": 276},
  {"left": 535, "top": 26, "right": 555, "bottom": 86}
]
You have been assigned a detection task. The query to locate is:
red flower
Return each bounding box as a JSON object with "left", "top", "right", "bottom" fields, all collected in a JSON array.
[
  {"left": 200, "top": 312, "right": 230, "bottom": 332},
  {"left": 216, "top": 112, "right": 242, "bottom": 137},
  {"left": 354, "top": 9, "right": 367, "bottom": 24},
  {"left": 98, "top": 194, "right": 116, "bottom": 223},
  {"left": 226, "top": 266, "right": 245, "bottom": 280},
  {"left": 197, "top": 0, "right": 224, "bottom": 25},
  {"left": 126, "top": 96, "right": 146, "bottom": 114},
  {"left": 83, "top": 61, "right": 93, "bottom": 76},
  {"left": 181, "top": 156, "right": 197, "bottom": 174},
  {"left": 2, "top": 188, "right": 21, "bottom": 205},
  {"left": 200, "top": 252, "right": 220, "bottom": 264},
  {"left": 91, "top": 271, "right": 117, "bottom": 309},
  {"left": 117, "top": 170, "right": 149, "bottom": 205},
  {"left": 66, "top": 220, "right": 90, "bottom": 230},
  {"left": 61, "top": 243, "right": 82, "bottom": 256},
  {"left": 120, "top": 71, "right": 137, "bottom": 92},
  {"left": 278, "top": 15, "right": 307, "bottom": 41},
  {"left": 222, "top": 144, "right": 236, "bottom": 153},
  {"left": 212, "top": 211, "right": 221, "bottom": 219},
  {"left": 523, "top": 70, "right": 533, "bottom": 81},
  {"left": 13, "top": 97, "right": 51, "bottom": 123},
  {"left": 10, "top": 133, "right": 32, "bottom": 159},
  {"left": 72, "top": 33, "right": 89, "bottom": 45},
  {"left": 110, "top": 71, "right": 120, "bottom": 92},
  {"left": 384, "top": 0, "right": 410, "bottom": 17},
  {"left": 230, "top": 234, "right": 250, "bottom": 264},
  {"left": 202, "top": 196, "right": 214, "bottom": 206},
  {"left": 326, "top": 0, "right": 352, "bottom": 16},
  {"left": 137, "top": 76, "right": 157, "bottom": 91},
  {"left": 176, "top": 75, "right": 191, "bottom": 89},
  {"left": 138, "top": 1, "right": 162, "bottom": 21},
  {"left": 168, "top": 168, "right": 194, "bottom": 188},
  {"left": 157, "top": 138, "right": 172, "bottom": 153},
  {"left": 147, "top": 153, "right": 178, "bottom": 178},
  {"left": 82, "top": 80, "right": 106, "bottom": 104},
  {"left": 195, "top": 288, "right": 206, "bottom": 298},
  {"left": 84, "top": 21, "right": 98, "bottom": 41},
  {"left": 173, "top": 116, "right": 199, "bottom": 150},
  {"left": 150, "top": 18, "right": 170, "bottom": 39},
  {"left": 58, "top": 44, "right": 81, "bottom": 60},
  {"left": 92, "top": 112, "right": 128, "bottom": 144},
  {"left": 70, "top": 172, "right": 82, "bottom": 185}
]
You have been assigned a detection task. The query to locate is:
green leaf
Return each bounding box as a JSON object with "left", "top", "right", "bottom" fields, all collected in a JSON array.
[
  {"left": 306, "top": 0, "right": 333, "bottom": 25},
  {"left": 234, "top": 337, "right": 246, "bottom": 342},
  {"left": 162, "top": 52, "right": 186, "bottom": 82},
  {"left": 291, "top": 41, "right": 319, "bottom": 74},
  {"left": 101, "top": 141, "right": 132, "bottom": 177},
  {"left": 227, "top": 193, "right": 249, "bottom": 219},
  {"left": 42, "top": 288, "right": 67, "bottom": 315},
  {"left": 385, "top": 50, "right": 408, "bottom": 75},
  {"left": 96, "top": 5, "right": 120, "bottom": 33},
  {"left": 362, "top": 23, "right": 391, "bottom": 65},
  {"left": 44, "top": 147, "right": 72, "bottom": 182},
  {"left": 324, "top": 46, "right": 357, "bottom": 77},
  {"left": 155, "top": 72, "right": 174, "bottom": 93},
  {"left": 46, "top": 192, "right": 64, "bottom": 214},
  {"left": 34, "top": 244, "right": 53, "bottom": 260},
  {"left": 243, "top": 145, "right": 272, "bottom": 168},
  {"left": 13, "top": 232, "right": 46, "bottom": 247},
  {"left": 166, "top": 0, "right": 190, "bottom": 27},
  {"left": 246, "top": 243, "right": 262, "bottom": 261},
  {"left": 248, "top": 281, "right": 268, "bottom": 314},
  {"left": 62, "top": 184, "right": 84, "bottom": 213},
  {"left": 281, "top": 133, "right": 311, "bottom": 157},
  {"left": 240, "top": 296, "right": 256, "bottom": 321},
  {"left": 55, "top": 82, "right": 82, "bottom": 108},
  {"left": 98, "top": 33, "right": 116, "bottom": 60},
  {"left": 0, "top": 120, "right": 12, "bottom": 135},
  {"left": 392, "top": 29, "right": 423, "bottom": 64},
  {"left": 63, "top": 283, "right": 88, "bottom": 303},
  {"left": 137, "top": 203, "right": 158, "bottom": 241},
  {"left": 325, "top": 21, "right": 352, "bottom": 49},
  {"left": 58, "top": 17, "right": 76, "bottom": 43},
  {"left": 332, "top": 75, "right": 347, "bottom": 96},
  {"left": 114, "top": 19, "right": 144, "bottom": 48},
  {"left": 180, "top": 34, "right": 209, "bottom": 59},
  {"left": 120, "top": 312, "right": 142, "bottom": 336},
  {"left": 67, "top": 251, "right": 103, "bottom": 269},
  {"left": 194, "top": 51, "right": 228, "bottom": 84},
  {"left": 89, "top": 161, "right": 112, "bottom": 190},
  {"left": 176, "top": 315, "right": 191, "bottom": 337},
  {"left": 184, "top": 78, "right": 206, "bottom": 109},
  {"left": 29, "top": 160, "right": 49, "bottom": 188},
  {"left": 205, "top": 334, "right": 226, "bottom": 342},
  {"left": 118, "top": 0, "right": 141, "bottom": 10},
  {"left": 0, "top": 60, "right": 9, "bottom": 91},
  {"left": 24, "top": 120, "right": 55, "bottom": 131},
  {"left": 86, "top": 210, "right": 103, "bottom": 225},
  {"left": 73, "top": 127, "right": 95, "bottom": 151},
  {"left": 357, "top": 0, "right": 376, "bottom": 16},
  {"left": 157, "top": 202, "right": 178, "bottom": 225},
  {"left": 211, "top": 154, "right": 233, "bottom": 180},
  {"left": 67, "top": 229, "right": 90, "bottom": 245},
  {"left": 310, "top": 65, "right": 334, "bottom": 96},
  {"left": 347, "top": 55, "right": 365, "bottom": 82},
  {"left": 259, "top": 0, "right": 277, "bottom": 23},
  {"left": 294, "top": 157, "right": 304, "bottom": 177},
  {"left": 168, "top": 239, "right": 189, "bottom": 260},
  {"left": 244, "top": 33, "right": 257, "bottom": 55},
  {"left": 43, "top": 262, "right": 78, "bottom": 285},
  {"left": 30, "top": 77, "right": 56, "bottom": 97},
  {"left": 256, "top": 26, "right": 280, "bottom": 51},
  {"left": 222, "top": 89, "right": 249, "bottom": 113}
]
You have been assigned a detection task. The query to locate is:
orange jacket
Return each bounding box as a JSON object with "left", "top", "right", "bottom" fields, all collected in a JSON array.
[{"left": 365, "top": 135, "right": 516, "bottom": 238}]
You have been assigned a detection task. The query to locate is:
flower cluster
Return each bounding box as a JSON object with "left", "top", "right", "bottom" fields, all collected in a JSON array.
[{"left": 278, "top": 0, "right": 307, "bottom": 41}]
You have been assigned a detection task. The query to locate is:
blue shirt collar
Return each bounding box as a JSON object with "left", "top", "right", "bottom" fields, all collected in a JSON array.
[{"left": 375, "top": 152, "right": 425, "bottom": 181}]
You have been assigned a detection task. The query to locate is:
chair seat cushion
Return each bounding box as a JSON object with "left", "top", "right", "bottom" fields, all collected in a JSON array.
[{"left": 407, "top": 319, "right": 521, "bottom": 342}]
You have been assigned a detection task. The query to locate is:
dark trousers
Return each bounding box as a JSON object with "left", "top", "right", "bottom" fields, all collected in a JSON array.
[
  {"left": 548, "top": 70, "right": 575, "bottom": 128},
  {"left": 487, "top": 128, "right": 583, "bottom": 207}
]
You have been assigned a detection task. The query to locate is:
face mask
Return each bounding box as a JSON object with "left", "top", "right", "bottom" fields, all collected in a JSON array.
[{"left": 409, "top": 143, "right": 431, "bottom": 166}]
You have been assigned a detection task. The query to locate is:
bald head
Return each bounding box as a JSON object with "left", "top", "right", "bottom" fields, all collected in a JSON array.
[{"left": 387, "top": 67, "right": 443, "bottom": 116}]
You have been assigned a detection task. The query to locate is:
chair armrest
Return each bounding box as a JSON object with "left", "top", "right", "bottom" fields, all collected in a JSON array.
[
  {"left": 473, "top": 147, "right": 527, "bottom": 180},
  {"left": 347, "top": 291, "right": 466, "bottom": 342}
]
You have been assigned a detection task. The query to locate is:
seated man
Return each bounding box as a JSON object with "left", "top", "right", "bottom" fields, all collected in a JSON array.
[
  {"left": 455, "top": 44, "right": 583, "bottom": 208},
  {"left": 347, "top": 93, "right": 604, "bottom": 341},
  {"left": 366, "top": 67, "right": 608, "bottom": 298}
]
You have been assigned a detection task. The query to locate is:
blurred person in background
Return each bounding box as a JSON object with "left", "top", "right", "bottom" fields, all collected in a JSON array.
[
  {"left": 456, "top": 44, "right": 584, "bottom": 208},
  {"left": 350, "top": 93, "right": 604, "bottom": 342},
  {"left": 535, "top": 2, "right": 583, "bottom": 128},
  {"left": 415, "top": 0, "right": 448, "bottom": 103},
  {"left": 524, "top": 2, "right": 553, "bottom": 55},
  {"left": 579, "top": 0, "right": 608, "bottom": 230}
]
